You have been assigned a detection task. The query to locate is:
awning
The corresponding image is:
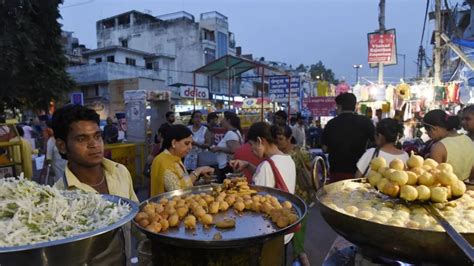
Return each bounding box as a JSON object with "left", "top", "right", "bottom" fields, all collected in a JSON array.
[{"left": 193, "top": 55, "right": 276, "bottom": 79}]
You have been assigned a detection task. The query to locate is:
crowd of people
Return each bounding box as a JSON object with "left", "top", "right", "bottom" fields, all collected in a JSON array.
[{"left": 2, "top": 92, "right": 474, "bottom": 265}]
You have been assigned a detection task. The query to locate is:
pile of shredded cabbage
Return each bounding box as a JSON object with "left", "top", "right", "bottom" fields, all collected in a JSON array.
[{"left": 0, "top": 177, "right": 131, "bottom": 247}]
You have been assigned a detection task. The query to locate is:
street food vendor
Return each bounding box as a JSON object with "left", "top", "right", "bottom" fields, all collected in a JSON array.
[
  {"left": 423, "top": 109, "right": 474, "bottom": 180},
  {"left": 51, "top": 104, "right": 138, "bottom": 265},
  {"left": 150, "top": 124, "right": 214, "bottom": 196}
]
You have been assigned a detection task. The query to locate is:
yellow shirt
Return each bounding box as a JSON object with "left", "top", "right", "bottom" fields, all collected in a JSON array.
[
  {"left": 440, "top": 135, "right": 474, "bottom": 180},
  {"left": 150, "top": 149, "right": 193, "bottom": 196},
  {"left": 54, "top": 158, "right": 138, "bottom": 202}
]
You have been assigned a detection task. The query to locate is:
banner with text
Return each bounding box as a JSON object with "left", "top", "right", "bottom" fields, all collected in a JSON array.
[
  {"left": 269, "top": 76, "right": 300, "bottom": 103},
  {"left": 303, "top": 96, "right": 337, "bottom": 117},
  {"left": 367, "top": 29, "right": 397, "bottom": 66}
]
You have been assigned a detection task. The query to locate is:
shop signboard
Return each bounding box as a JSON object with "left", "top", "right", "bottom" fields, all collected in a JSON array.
[
  {"left": 180, "top": 86, "right": 209, "bottom": 99},
  {"left": 303, "top": 96, "right": 337, "bottom": 117},
  {"left": 367, "top": 29, "right": 397, "bottom": 66},
  {"left": 269, "top": 76, "right": 300, "bottom": 103}
]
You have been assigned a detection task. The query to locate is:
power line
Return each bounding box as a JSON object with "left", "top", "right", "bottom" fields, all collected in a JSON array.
[{"left": 60, "top": 0, "right": 94, "bottom": 9}]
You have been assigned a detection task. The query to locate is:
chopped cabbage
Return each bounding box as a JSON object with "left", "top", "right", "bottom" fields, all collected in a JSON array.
[{"left": 0, "top": 177, "right": 131, "bottom": 247}]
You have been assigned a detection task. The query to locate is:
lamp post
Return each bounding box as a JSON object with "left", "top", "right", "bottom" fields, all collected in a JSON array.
[
  {"left": 397, "top": 53, "right": 406, "bottom": 80},
  {"left": 353, "top": 64, "right": 363, "bottom": 84}
]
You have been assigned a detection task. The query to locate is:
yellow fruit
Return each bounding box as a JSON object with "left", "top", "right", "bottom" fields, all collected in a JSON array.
[
  {"left": 406, "top": 171, "right": 418, "bottom": 185},
  {"left": 451, "top": 180, "right": 466, "bottom": 197},
  {"left": 368, "top": 172, "right": 383, "bottom": 187},
  {"left": 437, "top": 170, "right": 458, "bottom": 187},
  {"left": 431, "top": 187, "right": 448, "bottom": 203},
  {"left": 437, "top": 163, "right": 453, "bottom": 173},
  {"left": 400, "top": 185, "right": 418, "bottom": 201},
  {"left": 376, "top": 178, "right": 390, "bottom": 191},
  {"left": 382, "top": 182, "right": 400, "bottom": 197},
  {"left": 418, "top": 172, "right": 435, "bottom": 186},
  {"left": 407, "top": 152, "right": 424, "bottom": 168},
  {"left": 424, "top": 158, "right": 439, "bottom": 168},
  {"left": 410, "top": 167, "right": 425, "bottom": 176},
  {"left": 416, "top": 185, "right": 431, "bottom": 201},
  {"left": 383, "top": 169, "right": 396, "bottom": 179},
  {"left": 378, "top": 166, "right": 389, "bottom": 175},
  {"left": 422, "top": 165, "right": 433, "bottom": 171},
  {"left": 370, "top": 157, "right": 387, "bottom": 171},
  {"left": 389, "top": 170, "right": 409, "bottom": 186},
  {"left": 389, "top": 159, "right": 405, "bottom": 171}
]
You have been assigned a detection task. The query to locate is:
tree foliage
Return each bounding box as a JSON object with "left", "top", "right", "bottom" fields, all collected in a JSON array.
[
  {"left": 295, "top": 61, "right": 338, "bottom": 84},
  {"left": 0, "top": 0, "right": 74, "bottom": 114}
]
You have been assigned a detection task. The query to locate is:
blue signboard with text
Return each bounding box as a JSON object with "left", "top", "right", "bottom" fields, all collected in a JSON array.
[{"left": 269, "top": 76, "right": 300, "bottom": 103}]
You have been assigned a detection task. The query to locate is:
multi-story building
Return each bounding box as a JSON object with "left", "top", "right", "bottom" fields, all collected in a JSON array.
[{"left": 95, "top": 10, "right": 237, "bottom": 96}]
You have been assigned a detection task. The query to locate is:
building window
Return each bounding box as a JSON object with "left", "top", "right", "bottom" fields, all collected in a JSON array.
[
  {"left": 146, "top": 62, "right": 153, "bottom": 69},
  {"left": 121, "top": 39, "right": 128, "bottom": 48},
  {"left": 204, "top": 48, "right": 216, "bottom": 64},
  {"left": 107, "top": 56, "right": 115, "bottom": 62},
  {"left": 95, "top": 57, "right": 102, "bottom": 63},
  {"left": 125, "top": 57, "right": 136, "bottom": 66},
  {"left": 217, "top": 31, "right": 228, "bottom": 57}
]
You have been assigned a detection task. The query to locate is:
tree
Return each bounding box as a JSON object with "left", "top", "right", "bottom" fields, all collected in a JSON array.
[
  {"left": 295, "top": 64, "right": 307, "bottom": 72},
  {"left": 0, "top": 0, "right": 74, "bottom": 115},
  {"left": 309, "top": 61, "right": 338, "bottom": 84}
]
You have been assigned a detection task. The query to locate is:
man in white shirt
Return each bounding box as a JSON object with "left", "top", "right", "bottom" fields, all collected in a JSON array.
[{"left": 292, "top": 113, "right": 306, "bottom": 148}]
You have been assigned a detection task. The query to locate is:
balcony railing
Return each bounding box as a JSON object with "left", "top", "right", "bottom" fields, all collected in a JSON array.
[{"left": 157, "top": 11, "right": 194, "bottom": 22}]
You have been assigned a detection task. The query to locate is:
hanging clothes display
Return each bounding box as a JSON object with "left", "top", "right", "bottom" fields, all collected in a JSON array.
[{"left": 446, "top": 82, "right": 460, "bottom": 103}]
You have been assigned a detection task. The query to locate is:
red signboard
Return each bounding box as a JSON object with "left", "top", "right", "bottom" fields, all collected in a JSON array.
[
  {"left": 303, "top": 97, "right": 336, "bottom": 117},
  {"left": 368, "top": 30, "right": 397, "bottom": 65}
]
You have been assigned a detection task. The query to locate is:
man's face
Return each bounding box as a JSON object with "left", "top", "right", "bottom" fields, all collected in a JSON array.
[
  {"left": 168, "top": 114, "right": 175, "bottom": 124},
  {"left": 249, "top": 139, "right": 265, "bottom": 158},
  {"left": 462, "top": 112, "right": 474, "bottom": 133},
  {"left": 57, "top": 121, "right": 104, "bottom": 167},
  {"left": 274, "top": 115, "right": 285, "bottom": 126}
]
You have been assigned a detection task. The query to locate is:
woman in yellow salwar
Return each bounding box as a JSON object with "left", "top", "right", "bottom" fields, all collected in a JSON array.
[{"left": 150, "top": 124, "right": 214, "bottom": 196}]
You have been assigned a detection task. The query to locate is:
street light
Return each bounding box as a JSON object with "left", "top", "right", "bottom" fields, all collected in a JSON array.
[
  {"left": 397, "top": 53, "right": 406, "bottom": 80},
  {"left": 353, "top": 64, "right": 363, "bottom": 84}
]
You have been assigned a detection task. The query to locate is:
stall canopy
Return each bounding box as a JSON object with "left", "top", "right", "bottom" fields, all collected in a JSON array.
[{"left": 192, "top": 55, "right": 291, "bottom": 121}]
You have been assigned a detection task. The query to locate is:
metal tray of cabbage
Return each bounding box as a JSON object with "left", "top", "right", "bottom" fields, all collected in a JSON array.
[
  {"left": 317, "top": 178, "right": 474, "bottom": 265},
  {"left": 0, "top": 194, "right": 139, "bottom": 266},
  {"left": 134, "top": 184, "right": 307, "bottom": 248}
]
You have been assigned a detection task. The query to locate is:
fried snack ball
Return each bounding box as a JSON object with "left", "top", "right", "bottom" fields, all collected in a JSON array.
[
  {"left": 244, "top": 200, "right": 253, "bottom": 210},
  {"left": 431, "top": 187, "right": 448, "bottom": 203},
  {"left": 143, "top": 204, "right": 156, "bottom": 217},
  {"left": 234, "top": 201, "right": 245, "bottom": 212},
  {"left": 219, "top": 201, "right": 230, "bottom": 211},
  {"left": 135, "top": 212, "right": 148, "bottom": 222},
  {"left": 282, "top": 201, "right": 293, "bottom": 209},
  {"left": 400, "top": 185, "right": 418, "bottom": 201},
  {"left": 184, "top": 215, "right": 197, "bottom": 229},
  {"left": 146, "top": 221, "right": 162, "bottom": 233},
  {"left": 193, "top": 207, "right": 206, "bottom": 218},
  {"left": 168, "top": 214, "right": 179, "bottom": 227},
  {"left": 252, "top": 195, "right": 262, "bottom": 203},
  {"left": 160, "top": 219, "right": 170, "bottom": 231},
  {"left": 204, "top": 195, "right": 215, "bottom": 204},
  {"left": 251, "top": 201, "right": 262, "bottom": 213},
  {"left": 159, "top": 211, "right": 169, "bottom": 220},
  {"left": 405, "top": 171, "right": 418, "bottom": 185},
  {"left": 139, "top": 219, "right": 150, "bottom": 227},
  {"left": 370, "top": 157, "right": 387, "bottom": 171},
  {"left": 200, "top": 214, "right": 213, "bottom": 226},
  {"left": 176, "top": 206, "right": 189, "bottom": 218},
  {"left": 344, "top": 206, "right": 359, "bottom": 215},
  {"left": 262, "top": 202, "right": 274, "bottom": 215},
  {"left": 416, "top": 185, "right": 431, "bottom": 201},
  {"left": 159, "top": 198, "right": 169, "bottom": 205},
  {"left": 198, "top": 198, "right": 208, "bottom": 208},
  {"left": 389, "top": 158, "right": 405, "bottom": 171},
  {"left": 154, "top": 203, "right": 165, "bottom": 214},
  {"left": 225, "top": 195, "right": 236, "bottom": 206},
  {"left": 276, "top": 216, "right": 290, "bottom": 228},
  {"left": 452, "top": 180, "right": 467, "bottom": 197},
  {"left": 165, "top": 205, "right": 177, "bottom": 215},
  {"left": 167, "top": 200, "right": 177, "bottom": 207}
]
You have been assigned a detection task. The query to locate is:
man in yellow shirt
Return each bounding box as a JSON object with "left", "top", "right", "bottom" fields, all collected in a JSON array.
[{"left": 51, "top": 104, "right": 138, "bottom": 265}]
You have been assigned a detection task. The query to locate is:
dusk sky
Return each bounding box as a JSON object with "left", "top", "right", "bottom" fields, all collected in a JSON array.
[{"left": 59, "top": 0, "right": 460, "bottom": 84}]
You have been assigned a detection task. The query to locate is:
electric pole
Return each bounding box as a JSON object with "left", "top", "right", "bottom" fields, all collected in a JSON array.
[
  {"left": 378, "top": 0, "right": 386, "bottom": 85},
  {"left": 434, "top": 0, "right": 442, "bottom": 86}
]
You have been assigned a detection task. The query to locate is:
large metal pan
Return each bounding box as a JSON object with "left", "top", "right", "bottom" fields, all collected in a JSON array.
[
  {"left": 317, "top": 179, "right": 474, "bottom": 265},
  {"left": 0, "top": 194, "right": 139, "bottom": 266},
  {"left": 135, "top": 184, "right": 307, "bottom": 248}
]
